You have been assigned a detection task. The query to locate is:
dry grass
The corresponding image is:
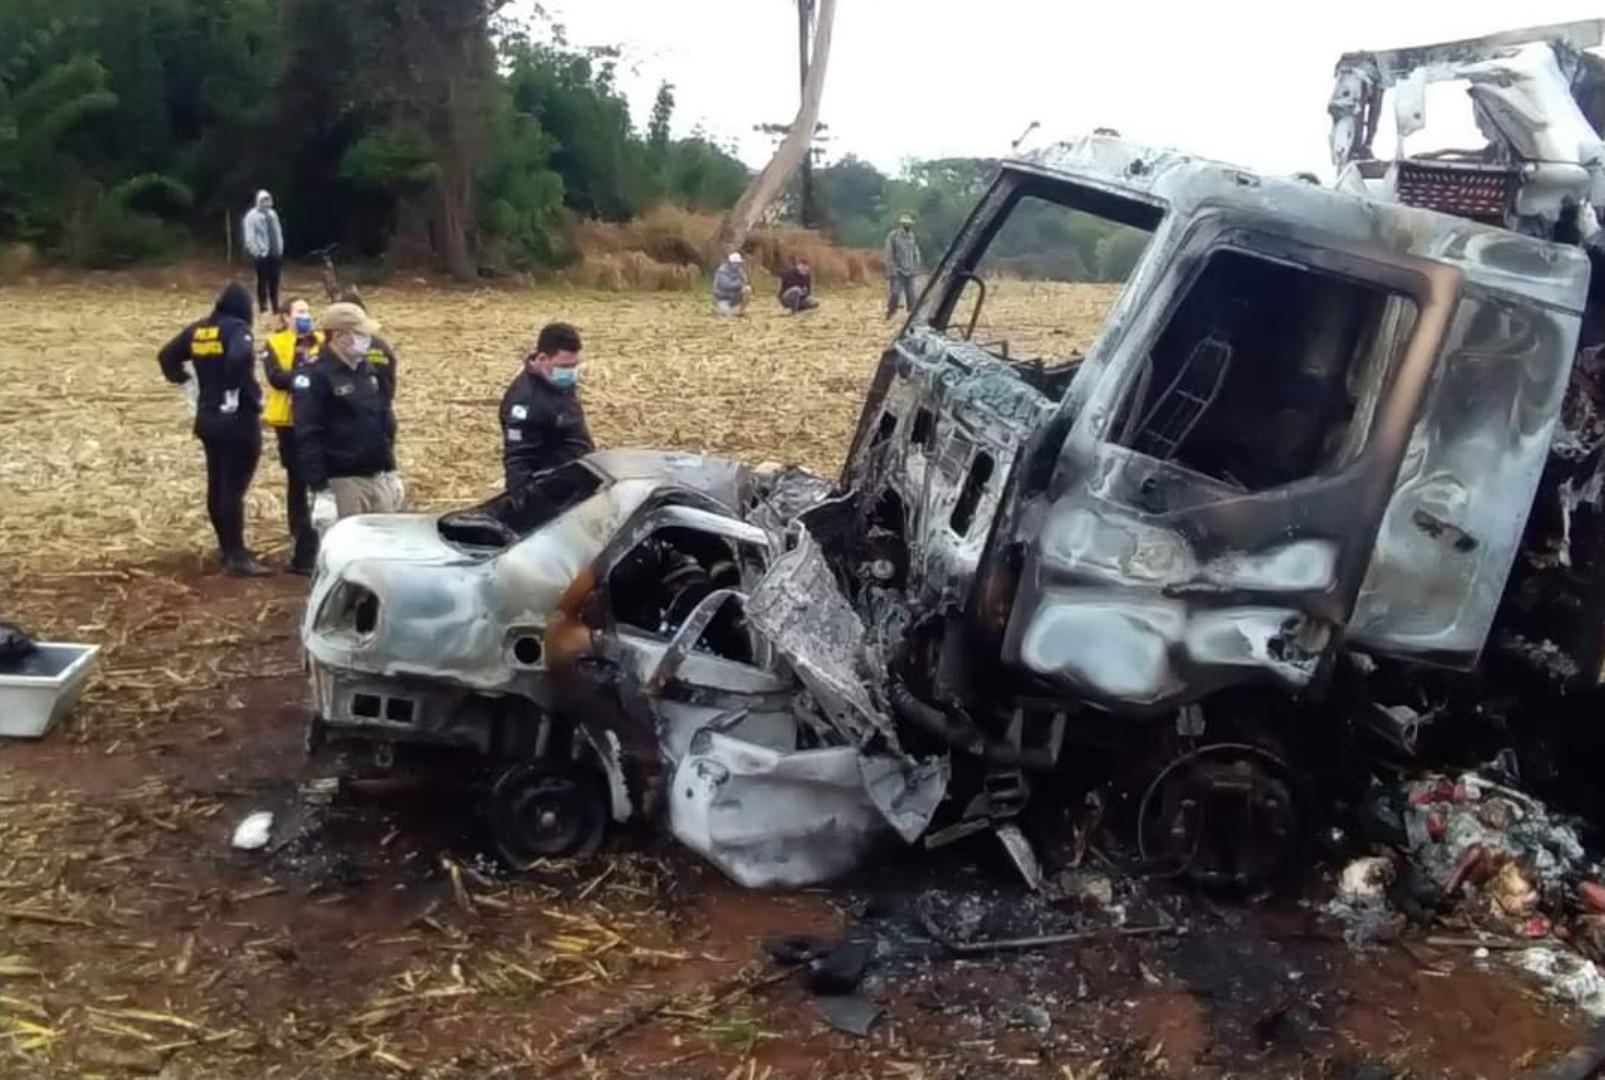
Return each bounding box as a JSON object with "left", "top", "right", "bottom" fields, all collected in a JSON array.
[
  {"left": 564, "top": 205, "right": 881, "bottom": 291},
  {"left": 0, "top": 272, "right": 1121, "bottom": 575}
]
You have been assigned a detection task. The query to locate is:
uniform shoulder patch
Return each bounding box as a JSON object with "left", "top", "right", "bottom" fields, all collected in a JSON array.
[
  {"left": 510, "top": 404, "right": 528, "bottom": 421},
  {"left": 293, "top": 374, "right": 312, "bottom": 389}
]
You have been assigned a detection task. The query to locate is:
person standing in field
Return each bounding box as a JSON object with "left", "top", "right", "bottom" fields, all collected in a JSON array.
[
  {"left": 260, "top": 297, "right": 322, "bottom": 573},
  {"left": 156, "top": 281, "right": 271, "bottom": 576},
  {"left": 336, "top": 288, "right": 400, "bottom": 408},
  {"left": 295, "top": 303, "right": 406, "bottom": 533},
  {"left": 712, "top": 252, "right": 752, "bottom": 316},
  {"left": 500, "top": 322, "right": 594, "bottom": 492},
  {"left": 243, "top": 190, "right": 284, "bottom": 318},
  {"left": 778, "top": 256, "right": 819, "bottom": 313},
  {"left": 884, "top": 213, "right": 923, "bottom": 319}
]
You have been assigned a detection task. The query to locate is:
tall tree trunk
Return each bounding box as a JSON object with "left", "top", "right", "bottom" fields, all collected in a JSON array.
[
  {"left": 383, "top": 0, "right": 495, "bottom": 281},
  {"left": 436, "top": 161, "right": 475, "bottom": 281},
  {"left": 713, "top": 0, "right": 836, "bottom": 256},
  {"left": 429, "top": 3, "right": 492, "bottom": 282}
]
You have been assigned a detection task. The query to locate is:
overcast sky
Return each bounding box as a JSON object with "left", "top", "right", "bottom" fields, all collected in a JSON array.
[{"left": 531, "top": 1, "right": 1605, "bottom": 179}]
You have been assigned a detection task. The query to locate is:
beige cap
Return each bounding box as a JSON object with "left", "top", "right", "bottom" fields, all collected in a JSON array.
[
  {"left": 898, "top": 213, "right": 915, "bottom": 226},
  {"left": 321, "top": 302, "right": 380, "bottom": 336}
]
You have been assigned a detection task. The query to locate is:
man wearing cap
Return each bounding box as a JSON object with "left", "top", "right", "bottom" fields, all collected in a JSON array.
[
  {"left": 501, "top": 321, "right": 593, "bottom": 492},
  {"left": 336, "top": 288, "right": 400, "bottom": 408},
  {"left": 884, "top": 213, "right": 923, "bottom": 319},
  {"left": 243, "top": 190, "right": 284, "bottom": 318},
  {"left": 294, "top": 302, "right": 406, "bottom": 533},
  {"left": 712, "top": 252, "right": 752, "bottom": 316}
]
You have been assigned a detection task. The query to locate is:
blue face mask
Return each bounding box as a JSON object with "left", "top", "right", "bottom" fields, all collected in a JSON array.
[
  {"left": 293, "top": 315, "right": 314, "bottom": 334},
  {"left": 548, "top": 366, "right": 578, "bottom": 389}
]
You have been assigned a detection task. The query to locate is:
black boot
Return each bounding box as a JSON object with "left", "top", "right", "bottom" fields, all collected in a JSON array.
[{"left": 222, "top": 551, "right": 272, "bottom": 577}]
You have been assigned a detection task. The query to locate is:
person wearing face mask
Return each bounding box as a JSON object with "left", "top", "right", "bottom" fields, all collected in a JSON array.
[
  {"left": 500, "top": 321, "right": 593, "bottom": 492},
  {"left": 261, "top": 298, "right": 323, "bottom": 572},
  {"left": 156, "top": 281, "right": 271, "bottom": 576},
  {"left": 336, "top": 289, "right": 400, "bottom": 410},
  {"left": 294, "top": 303, "right": 406, "bottom": 534}
]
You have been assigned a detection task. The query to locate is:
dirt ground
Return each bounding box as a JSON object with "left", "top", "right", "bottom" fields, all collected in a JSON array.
[{"left": 0, "top": 269, "right": 1596, "bottom": 1078}]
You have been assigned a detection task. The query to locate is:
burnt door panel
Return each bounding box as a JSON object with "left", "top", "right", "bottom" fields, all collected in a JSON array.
[{"left": 1006, "top": 231, "right": 1460, "bottom": 715}]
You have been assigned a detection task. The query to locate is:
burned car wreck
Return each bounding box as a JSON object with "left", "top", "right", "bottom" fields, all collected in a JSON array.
[{"left": 303, "top": 22, "right": 1605, "bottom": 892}]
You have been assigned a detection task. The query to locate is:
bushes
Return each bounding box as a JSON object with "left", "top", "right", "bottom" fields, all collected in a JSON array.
[{"left": 60, "top": 173, "right": 193, "bottom": 266}]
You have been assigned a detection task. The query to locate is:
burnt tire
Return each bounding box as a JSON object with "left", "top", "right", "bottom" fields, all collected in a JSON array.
[{"left": 489, "top": 762, "right": 607, "bottom": 869}]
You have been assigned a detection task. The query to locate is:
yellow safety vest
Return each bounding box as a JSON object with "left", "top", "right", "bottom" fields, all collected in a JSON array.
[{"left": 262, "top": 329, "right": 323, "bottom": 428}]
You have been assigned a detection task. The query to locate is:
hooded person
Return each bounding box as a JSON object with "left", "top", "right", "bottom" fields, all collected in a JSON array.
[
  {"left": 294, "top": 302, "right": 405, "bottom": 532},
  {"left": 712, "top": 252, "right": 752, "bottom": 316},
  {"left": 156, "top": 281, "right": 271, "bottom": 576},
  {"left": 242, "top": 190, "right": 284, "bottom": 317}
]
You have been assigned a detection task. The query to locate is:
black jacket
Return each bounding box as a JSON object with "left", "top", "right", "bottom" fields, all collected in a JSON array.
[
  {"left": 778, "top": 266, "right": 812, "bottom": 298},
  {"left": 157, "top": 282, "right": 261, "bottom": 428},
  {"left": 500, "top": 369, "right": 594, "bottom": 491},
  {"left": 292, "top": 344, "right": 397, "bottom": 490},
  {"left": 364, "top": 335, "right": 399, "bottom": 407}
]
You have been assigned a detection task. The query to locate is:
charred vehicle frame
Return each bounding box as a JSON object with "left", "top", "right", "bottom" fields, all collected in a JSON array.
[{"left": 302, "top": 21, "right": 1605, "bottom": 891}]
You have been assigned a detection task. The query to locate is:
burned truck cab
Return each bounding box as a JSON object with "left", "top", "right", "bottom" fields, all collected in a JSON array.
[{"left": 836, "top": 136, "right": 1588, "bottom": 879}]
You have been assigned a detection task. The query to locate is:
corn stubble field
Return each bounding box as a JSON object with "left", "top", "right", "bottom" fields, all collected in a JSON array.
[
  {"left": 0, "top": 273, "right": 1590, "bottom": 1078},
  {"left": 2, "top": 273, "right": 1200, "bottom": 1080},
  {"left": 0, "top": 274, "right": 1119, "bottom": 572}
]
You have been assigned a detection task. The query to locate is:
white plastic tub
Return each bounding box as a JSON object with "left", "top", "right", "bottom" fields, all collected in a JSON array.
[{"left": 0, "top": 643, "right": 101, "bottom": 738}]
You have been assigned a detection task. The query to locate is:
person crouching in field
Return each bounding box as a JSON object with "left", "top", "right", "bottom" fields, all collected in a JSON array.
[
  {"left": 779, "top": 257, "right": 819, "bottom": 314},
  {"left": 295, "top": 303, "right": 406, "bottom": 534},
  {"left": 501, "top": 322, "right": 594, "bottom": 492},
  {"left": 157, "top": 282, "right": 271, "bottom": 577},
  {"left": 260, "top": 298, "right": 322, "bottom": 573},
  {"left": 712, "top": 252, "right": 752, "bottom": 316}
]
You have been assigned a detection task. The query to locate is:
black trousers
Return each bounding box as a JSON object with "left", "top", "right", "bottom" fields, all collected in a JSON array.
[
  {"left": 197, "top": 417, "right": 261, "bottom": 557},
  {"left": 275, "top": 426, "right": 317, "bottom": 569},
  {"left": 255, "top": 256, "right": 282, "bottom": 315}
]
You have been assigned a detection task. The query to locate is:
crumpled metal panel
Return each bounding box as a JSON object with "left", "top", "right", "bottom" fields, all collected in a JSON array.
[
  {"left": 303, "top": 452, "right": 750, "bottom": 693},
  {"left": 744, "top": 529, "right": 893, "bottom": 743},
  {"left": 1350, "top": 290, "right": 1582, "bottom": 664},
  {"left": 1014, "top": 586, "right": 1324, "bottom": 708},
  {"left": 668, "top": 730, "right": 897, "bottom": 888}
]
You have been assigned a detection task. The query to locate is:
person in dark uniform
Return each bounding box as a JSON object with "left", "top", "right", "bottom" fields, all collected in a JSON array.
[
  {"left": 295, "top": 303, "right": 406, "bottom": 532},
  {"left": 336, "top": 288, "right": 400, "bottom": 408},
  {"left": 156, "top": 281, "right": 271, "bottom": 576},
  {"left": 500, "top": 322, "right": 594, "bottom": 492}
]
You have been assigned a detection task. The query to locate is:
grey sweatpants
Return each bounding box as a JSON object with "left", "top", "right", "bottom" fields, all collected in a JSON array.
[{"left": 886, "top": 273, "right": 918, "bottom": 316}]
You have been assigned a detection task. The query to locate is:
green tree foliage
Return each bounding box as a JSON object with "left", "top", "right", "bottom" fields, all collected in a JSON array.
[
  {"left": 502, "top": 34, "right": 647, "bottom": 221},
  {"left": 661, "top": 135, "right": 749, "bottom": 212},
  {"left": 809, "top": 154, "right": 1149, "bottom": 283}
]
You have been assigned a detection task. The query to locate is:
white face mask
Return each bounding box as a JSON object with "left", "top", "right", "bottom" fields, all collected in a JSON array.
[{"left": 347, "top": 333, "right": 372, "bottom": 357}]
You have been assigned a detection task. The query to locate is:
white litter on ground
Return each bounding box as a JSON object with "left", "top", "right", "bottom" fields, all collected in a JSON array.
[
  {"left": 1515, "top": 947, "right": 1605, "bottom": 1017},
  {"left": 231, "top": 811, "right": 274, "bottom": 851}
]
